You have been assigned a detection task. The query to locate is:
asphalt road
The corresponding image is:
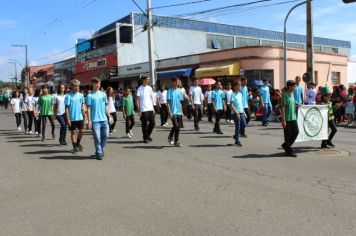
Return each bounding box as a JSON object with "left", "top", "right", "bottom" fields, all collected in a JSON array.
[{"left": 0, "top": 108, "right": 355, "bottom": 236}]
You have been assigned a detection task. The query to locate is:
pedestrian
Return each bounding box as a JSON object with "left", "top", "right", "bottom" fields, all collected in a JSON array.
[
  {"left": 38, "top": 85, "right": 55, "bottom": 142},
  {"left": 224, "top": 82, "right": 233, "bottom": 123},
  {"left": 33, "top": 88, "right": 42, "bottom": 136},
  {"left": 65, "top": 79, "right": 86, "bottom": 153},
  {"left": 157, "top": 84, "right": 168, "bottom": 126},
  {"left": 54, "top": 84, "right": 67, "bottom": 145},
  {"left": 189, "top": 78, "right": 203, "bottom": 131},
  {"left": 231, "top": 81, "right": 247, "bottom": 147},
  {"left": 25, "top": 87, "right": 35, "bottom": 134},
  {"left": 212, "top": 81, "right": 226, "bottom": 134},
  {"left": 87, "top": 78, "right": 113, "bottom": 160},
  {"left": 294, "top": 76, "right": 304, "bottom": 107},
  {"left": 240, "top": 77, "right": 251, "bottom": 136},
  {"left": 259, "top": 79, "right": 272, "bottom": 126},
  {"left": 304, "top": 82, "right": 317, "bottom": 105},
  {"left": 3, "top": 90, "right": 10, "bottom": 110},
  {"left": 10, "top": 90, "right": 21, "bottom": 131},
  {"left": 136, "top": 76, "right": 155, "bottom": 143},
  {"left": 20, "top": 88, "right": 29, "bottom": 133},
  {"left": 123, "top": 87, "right": 135, "bottom": 139},
  {"left": 204, "top": 84, "right": 213, "bottom": 122},
  {"left": 179, "top": 80, "right": 187, "bottom": 128},
  {"left": 321, "top": 87, "right": 337, "bottom": 148},
  {"left": 281, "top": 80, "right": 299, "bottom": 157},
  {"left": 345, "top": 89, "right": 354, "bottom": 127},
  {"left": 106, "top": 87, "right": 118, "bottom": 135}
]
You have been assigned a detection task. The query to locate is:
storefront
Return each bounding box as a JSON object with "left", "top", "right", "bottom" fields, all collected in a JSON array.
[{"left": 157, "top": 67, "right": 195, "bottom": 87}]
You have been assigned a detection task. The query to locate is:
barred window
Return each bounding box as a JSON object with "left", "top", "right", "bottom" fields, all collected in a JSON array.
[{"left": 235, "top": 37, "right": 260, "bottom": 48}]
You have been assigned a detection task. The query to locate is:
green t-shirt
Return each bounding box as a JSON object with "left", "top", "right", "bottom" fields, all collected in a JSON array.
[
  {"left": 282, "top": 92, "right": 296, "bottom": 121},
  {"left": 0, "top": 94, "right": 3, "bottom": 102},
  {"left": 123, "top": 95, "right": 134, "bottom": 116},
  {"left": 39, "top": 95, "right": 54, "bottom": 116}
]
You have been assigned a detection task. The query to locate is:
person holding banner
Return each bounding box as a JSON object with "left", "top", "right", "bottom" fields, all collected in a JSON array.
[
  {"left": 281, "top": 80, "right": 299, "bottom": 157},
  {"left": 321, "top": 87, "right": 337, "bottom": 148}
]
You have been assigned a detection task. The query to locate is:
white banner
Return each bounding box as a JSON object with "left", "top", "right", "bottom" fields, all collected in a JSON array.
[{"left": 296, "top": 105, "right": 328, "bottom": 143}]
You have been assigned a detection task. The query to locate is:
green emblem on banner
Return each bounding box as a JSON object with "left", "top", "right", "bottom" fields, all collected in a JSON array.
[{"left": 303, "top": 107, "right": 323, "bottom": 137}]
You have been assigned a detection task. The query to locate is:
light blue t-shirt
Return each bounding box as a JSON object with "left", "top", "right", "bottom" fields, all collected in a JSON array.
[
  {"left": 65, "top": 92, "right": 84, "bottom": 121},
  {"left": 294, "top": 85, "right": 303, "bottom": 105},
  {"left": 231, "top": 92, "right": 244, "bottom": 114},
  {"left": 212, "top": 89, "right": 225, "bottom": 110},
  {"left": 259, "top": 86, "right": 271, "bottom": 104},
  {"left": 240, "top": 86, "right": 249, "bottom": 109},
  {"left": 167, "top": 88, "right": 184, "bottom": 116},
  {"left": 86, "top": 91, "right": 108, "bottom": 123}
]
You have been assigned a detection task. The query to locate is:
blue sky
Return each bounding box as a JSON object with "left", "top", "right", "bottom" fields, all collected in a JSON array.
[{"left": 1, "top": 0, "right": 356, "bottom": 82}]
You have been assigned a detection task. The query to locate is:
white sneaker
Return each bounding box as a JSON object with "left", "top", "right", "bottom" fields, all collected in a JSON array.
[
  {"left": 35, "top": 131, "right": 38, "bottom": 135},
  {"left": 230, "top": 120, "right": 234, "bottom": 124},
  {"left": 126, "top": 133, "right": 132, "bottom": 139},
  {"left": 29, "top": 131, "right": 33, "bottom": 134},
  {"left": 129, "top": 130, "right": 133, "bottom": 136},
  {"left": 18, "top": 127, "right": 21, "bottom": 131}
]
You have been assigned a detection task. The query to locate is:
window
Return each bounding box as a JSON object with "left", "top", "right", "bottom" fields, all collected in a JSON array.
[
  {"left": 314, "top": 45, "right": 322, "bottom": 53},
  {"left": 120, "top": 25, "right": 133, "bottom": 43},
  {"left": 261, "top": 40, "right": 283, "bottom": 47},
  {"left": 286, "top": 42, "right": 304, "bottom": 49},
  {"left": 331, "top": 72, "right": 340, "bottom": 85},
  {"left": 207, "top": 34, "right": 234, "bottom": 50},
  {"left": 323, "top": 47, "right": 338, "bottom": 54},
  {"left": 244, "top": 70, "right": 274, "bottom": 87},
  {"left": 235, "top": 37, "right": 260, "bottom": 48},
  {"left": 97, "top": 59, "right": 106, "bottom": 67}
]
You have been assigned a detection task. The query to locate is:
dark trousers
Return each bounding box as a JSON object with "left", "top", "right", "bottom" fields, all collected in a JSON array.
[
  {"left": 41, "top": 115, "right": 55, "bottom": 138},
  {"left": 207, "top": 103, "right": 213, "bottom": 122},
  {"left": 27, "top": 111, "right": 34, "bottom": 132},
  {"left": 225, "top": 104, "right": 232, "bottom": 121},
  {"left": 4, "top": 101, "right": 8, "bottom": 109},
  {"left": 283, "top": 120, "right": 299, "bottom": 153},
  {"left": 160, "top": 104, "right": 168, "bottom": 125},
  {"left": 34, "top": 115, "right": 41, "bottom": 134},
  {"left": 140, "top": 111, "right": 155, "bottom": 140},
  {"left": 109, "top": 112, "right": 117, "bottom": 133},
  {"left": 22, "top": 111, "right": 28, "bottom": 132},
  {"left": 232, "top": 113, "right": 246, "bottom": 143},
  {"left": 214, "top": 110, "right": 223, "bottom": 132},
  {"left": 323, "top": 120, "right": 337, "bottom": 143},
  {"left": 186, "top": 104, "right": 192, "bottom": 120},
  {"left": 169, "top": 115, "right": 182, "bottom": 143},
  {"left": 244, "top": 107, "right": 251, "bottom": 124},
  {"left": 56, "top": 114, "right": 67, "bottom": 142},
  {"left": 193, "top": 104, "right": 202, "bottom": 130},
  {"left": 15, "top": 113, "right": 21, "bottom": 127},
  {"left": 125, "top": 114, "right": 135, "bottom": 134}
]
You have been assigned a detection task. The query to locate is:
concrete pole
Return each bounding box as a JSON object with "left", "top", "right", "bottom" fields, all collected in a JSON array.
[
  {"left": 284, "top": 1, "right": 307, "bottom": 86},
  {"left": 306, "top": 0, "right": 314, "bottom": 83},
  {"left": 147, "top": 0, "right": 156, "bottom": 86}
]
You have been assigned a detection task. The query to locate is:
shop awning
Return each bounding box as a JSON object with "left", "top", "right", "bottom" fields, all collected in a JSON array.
[
  {"left": 157, "top": 68, "right": 194, "bottom": 79},
  {"left": 195, "top": 62, "right": 240, "bottom": 78}
]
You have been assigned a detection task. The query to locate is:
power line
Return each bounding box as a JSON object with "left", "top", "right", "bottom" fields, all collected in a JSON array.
[
  {"left": 31, "top": 47, "right": 76, "bottom": 62},
  {"left": 131, "top": 0, "right": 146, "bottom": 15},
  {"left": 151, "top": 0, "right": 215, "bottom": 10}
]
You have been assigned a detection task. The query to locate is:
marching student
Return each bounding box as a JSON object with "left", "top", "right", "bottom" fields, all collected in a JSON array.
[
  {"left": 106, "top": 87, "right": 118, "bottom": 135},
  {"left": 65, "top": 80, "right": 85, "bottom": 153},
  {"left": 123, "top": 87, "right": 135, "bottom": 139},
  {"left": 204, "top": 84, "right": 213, "bottom": 122},
  {"left": 240, "top": 77, "right": 250, "bottom": 137},
  {"left": 231, "top": 81, "right": 246, "bottom": 147},
  {"left": 212, "top": 81, "right": 226, "bottom": 134},
  {"left": 294, "top": 76, "right": 304, "bottom": 106},
  {"left": 167, "top": 77, "right": 186, "bottom": 147},
  {"left": 281, "top": 80, "right": 299, "bottom": 157},
  {"left": 33, "top": 88, "right": 42, "bottom": 136},
  {"left": 259, "top": 78, "right": 272, "bottom": 126},
  {"left": 54, "top": 84, "right": 67, "bottom": 145},
  {"left": 87, "top": 78, "right": 113, "bottom": 160},
  {"left": 157, "top": 84, "right": 168, "bottom": 126},
  {"left": 321, "top": 87, "right": 337, "bottom": 148},
  {"left": 38, "top": 85, "right": 55, "bottom": 142},
  {"left": 25, "top": 88, "right": 35, "bottom": 134},
  {"left": 136, "top": 76, "right": 155, "bottom": 144},
  {"left": 189, "top": 78, "right": 203, "bottom": 131},
  {"left": 20, "top": 88, "right": 29, "bottom": 133},
  {"left": 10, "top": 90, "right": 21, "bottom": 131},
  {"left": 224, "top": 82, "right": 233, "bottom": 123}
]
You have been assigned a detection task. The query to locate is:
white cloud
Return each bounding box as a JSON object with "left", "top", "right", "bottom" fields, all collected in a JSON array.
[
  {"left": 0, "top": 19, "right": 16, "bottom": 29},
  {"left": 71, "top": 30, "right": 93, "bottom": 41}
]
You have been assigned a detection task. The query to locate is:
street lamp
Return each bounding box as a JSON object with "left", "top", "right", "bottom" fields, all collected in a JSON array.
[{"left": 284, "top": 1, "right": 307, "bottom": 86}]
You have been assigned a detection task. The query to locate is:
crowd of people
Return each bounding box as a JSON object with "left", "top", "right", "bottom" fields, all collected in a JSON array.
[{"left": 1, "top": 75, "right": 355, "bottom": 159}]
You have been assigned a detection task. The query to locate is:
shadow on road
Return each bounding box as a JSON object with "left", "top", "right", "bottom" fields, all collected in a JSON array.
[
  {"left": 233, "top": 153, "right": 290, "bottom": 159},
  {"left": 20, "top": 144, "right": 61, "bottom": 148},
  {"left": 7, "top": 139, "right": 41, "bottom": 143},
  {"left": 40, "top": 155, "right": 95, "bottom": 160},
  {"left": 199, "top": 135, "right": 232, "bottom": 139},
  {"left": 189, "top": 144, "right": 231, "bottom": 148},
  {"left": 123, "top": 145, "right": 169, "bottom": 149},
  {"left": 24, "top": 150, "right": 71, "bottom": 155},
  {"left": 108, "top": 140, "right": 143, "bottom": 144}
]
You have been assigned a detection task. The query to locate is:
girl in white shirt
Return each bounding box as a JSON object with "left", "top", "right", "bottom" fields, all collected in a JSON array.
[
  {"left": 54, "top": 84, "right": 67, "bottom": 145},
  {"left": 10, "top": 90, "right": 21, "bottom": 131},
  {"left": 20, "top": 89, "right": 29, "bottom": 133},
  {"left": 106, "top": 87, "right": 117, "bottom": 134},
  {"left": 26, "top": 88, "right": 35, "bottom": 134}
]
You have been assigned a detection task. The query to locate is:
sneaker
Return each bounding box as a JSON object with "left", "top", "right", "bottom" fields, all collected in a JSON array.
[
  {"left": 163, "top": 123, "right": 168, "bottom": 127},
  {"left": 235, "top": 141, "right": 242, "bottom": 147},
  {"left": 217, "top": 131, "right": 224, "bottom": 135},
  {"left": 70, "top": 148, "right": 78, "bottom": 154},
  {"left": 28, "top": 131, "right": 33, "bottom": 134},
  {"left": 18, "top": 127, "right": 21, "bottom": 131},
  {"left": 321, "top": 142, "right": 328, "bottom": 148},
  {"left": 240, "top": 134, "right": 248, "bottom": 138},
  {"left": 76, "top": 144, "right": 83, "bottom": 152},
  {"left": 143, "top": 139, "right": 149, "bottom": 144},
  {"left": 129, "top": 130, "right": 133, "bottom": 136},
  {"left": 109, "top": 132, "right": 113, "bottom": 135},
  {"left": 230, "top": 120, "right": 235, "bottom": 124},
  {"left": 147, "top": 137, "right": 153, "bottom": 142},
  {"left": 62, "top": 141, "right": 68, "bottom": 146},
  {"left": 126, "top": 133, "right": 132, "bottom": 139},
  {"left": 113, "top": 129, "right": 116, "bottom": 133},
  {"left": 174, "top": 142, "right": 183, "bottom": 147},
  {"left": 326, "top": 141, "right": 335, "bottom": 147},
  {"left": 41, "top": 137, "right": 45, "bottom": 142},
  {"left": 35, "top": 131, "right": 38, "bottom": 135},
  {"left": 96, "top": 154, "right": 103, "bottom": 160},
  {"left": 168, "top": 137, "right": 174, "bottom": 145}
]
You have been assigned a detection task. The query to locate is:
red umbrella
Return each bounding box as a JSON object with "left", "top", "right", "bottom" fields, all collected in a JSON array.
[{"left": 199, "top": 78, "right": 216, "bottom": 86}]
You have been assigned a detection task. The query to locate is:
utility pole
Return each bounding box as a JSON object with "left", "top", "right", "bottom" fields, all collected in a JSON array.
[
  {"left": 11, "top": 44, "right": 29, "bottom": 88},
  {"left": 306, "top": 0, "right": 314, "bottom": 83},
  {"left": 8, "top": 60, "right": 19, "bottom": 89},
  {"left": 146, "top": 0, "right": 156, "bottom": 86}
]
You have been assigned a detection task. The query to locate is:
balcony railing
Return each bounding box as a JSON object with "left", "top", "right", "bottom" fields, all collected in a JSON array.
[{"left": 77, "top": 44, "right": 117, "bottom": 62}]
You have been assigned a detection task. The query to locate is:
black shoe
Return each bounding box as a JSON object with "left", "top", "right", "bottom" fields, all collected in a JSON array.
[
  {"left": 96, "top": 154, "right": 103, "bottom": 160},
  {"left": 262, "top": 123, "right": 268, "bottom": 127},
  {"left": 233, "top": 135, "right": 236, "bottom": 140},
  {"left": 326, "top": 141, "right": 335, "bottom": 147},
  {"left": 147, "top": 137, "right": 153, "bottom": 142},
  {"left": 240, "top": 134, "right": 248, "bottom": 138},
  {"left": 217, "top": 131, "right": 224, "bottom": 134},
  {"left": 62, "top": 141, "right": 68, "bottom": 146},
  {"left": 235, "top": 141, "right": 242, "bottom": 147},
  {"left": 321, "top": 141, "right": 328, "bottom": 149},
  {"left": 282, "top": 143, "right": 294, "bottom": 153},
  {"left": 143, "top": 139, "right": 149, "bottom": 144},
  {"left": 52, "top": 134, "right": 56, "bottom": 140},
  {"left": 174, "top": 142, "right": 183, "bottom": 147},
  {"left": 286, "top": 152, "right": 297, "bottom": 157},
  {"left": 41, "top": 137, "right": 45, "bottom": 142},
  {"left": 76, "top": 144, "right": 83, "bottom": 152},
  {"left": 70, "top": 148, "right": 78, "bottom": 154}
]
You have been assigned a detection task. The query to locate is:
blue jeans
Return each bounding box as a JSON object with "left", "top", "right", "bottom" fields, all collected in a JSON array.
[
  {"left": 232, "top": 113, "right": 246, "bottom": 143},
  {"left": 262, "top": 103, "right": 272, "bottom": 124},
  {"left": 56, "top": 114, "right": 67, "bottom": 142},
  {"left": 92, "top": 121, "right": 109, "bottom": 156}
]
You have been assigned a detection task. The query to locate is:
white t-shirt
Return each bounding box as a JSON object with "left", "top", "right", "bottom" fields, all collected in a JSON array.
[
  {"left": 305, "top": 88, "right": 317, "bottom": 105},
  {"left": 33, "top": 97, "right": 40, "bottom": 113},
  {"left": 137, "top": 85, "right": 154, "bottom": 112},
  {"left": 20, "top": 96, "right": 28, "bottom": 112},
  {"left": 189, "top": 86, "right": 202, "bottom": 105},
  {"left": 157, "top": 90, "right": 167, "bottom": 104},
  {"left": 54, "top": 94, "right": 66, "bottom": 115},
  {"left": 108, "top": 97, "right": 116, "bottom": 113},
  {"left": 205, "top": 91, "right": 212, "bottom": 104},
  {"left": 224, "top": 89, "right": 233, "bottom": 105},
  {"left": 152, "top": 92, "right": 157, "bottom": 106},
  {"left": 11, "top": 98, "right": 20, "bottom": 113},
  {"left": 25, "top": 96, "right": 34, "bottom": 112}
]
